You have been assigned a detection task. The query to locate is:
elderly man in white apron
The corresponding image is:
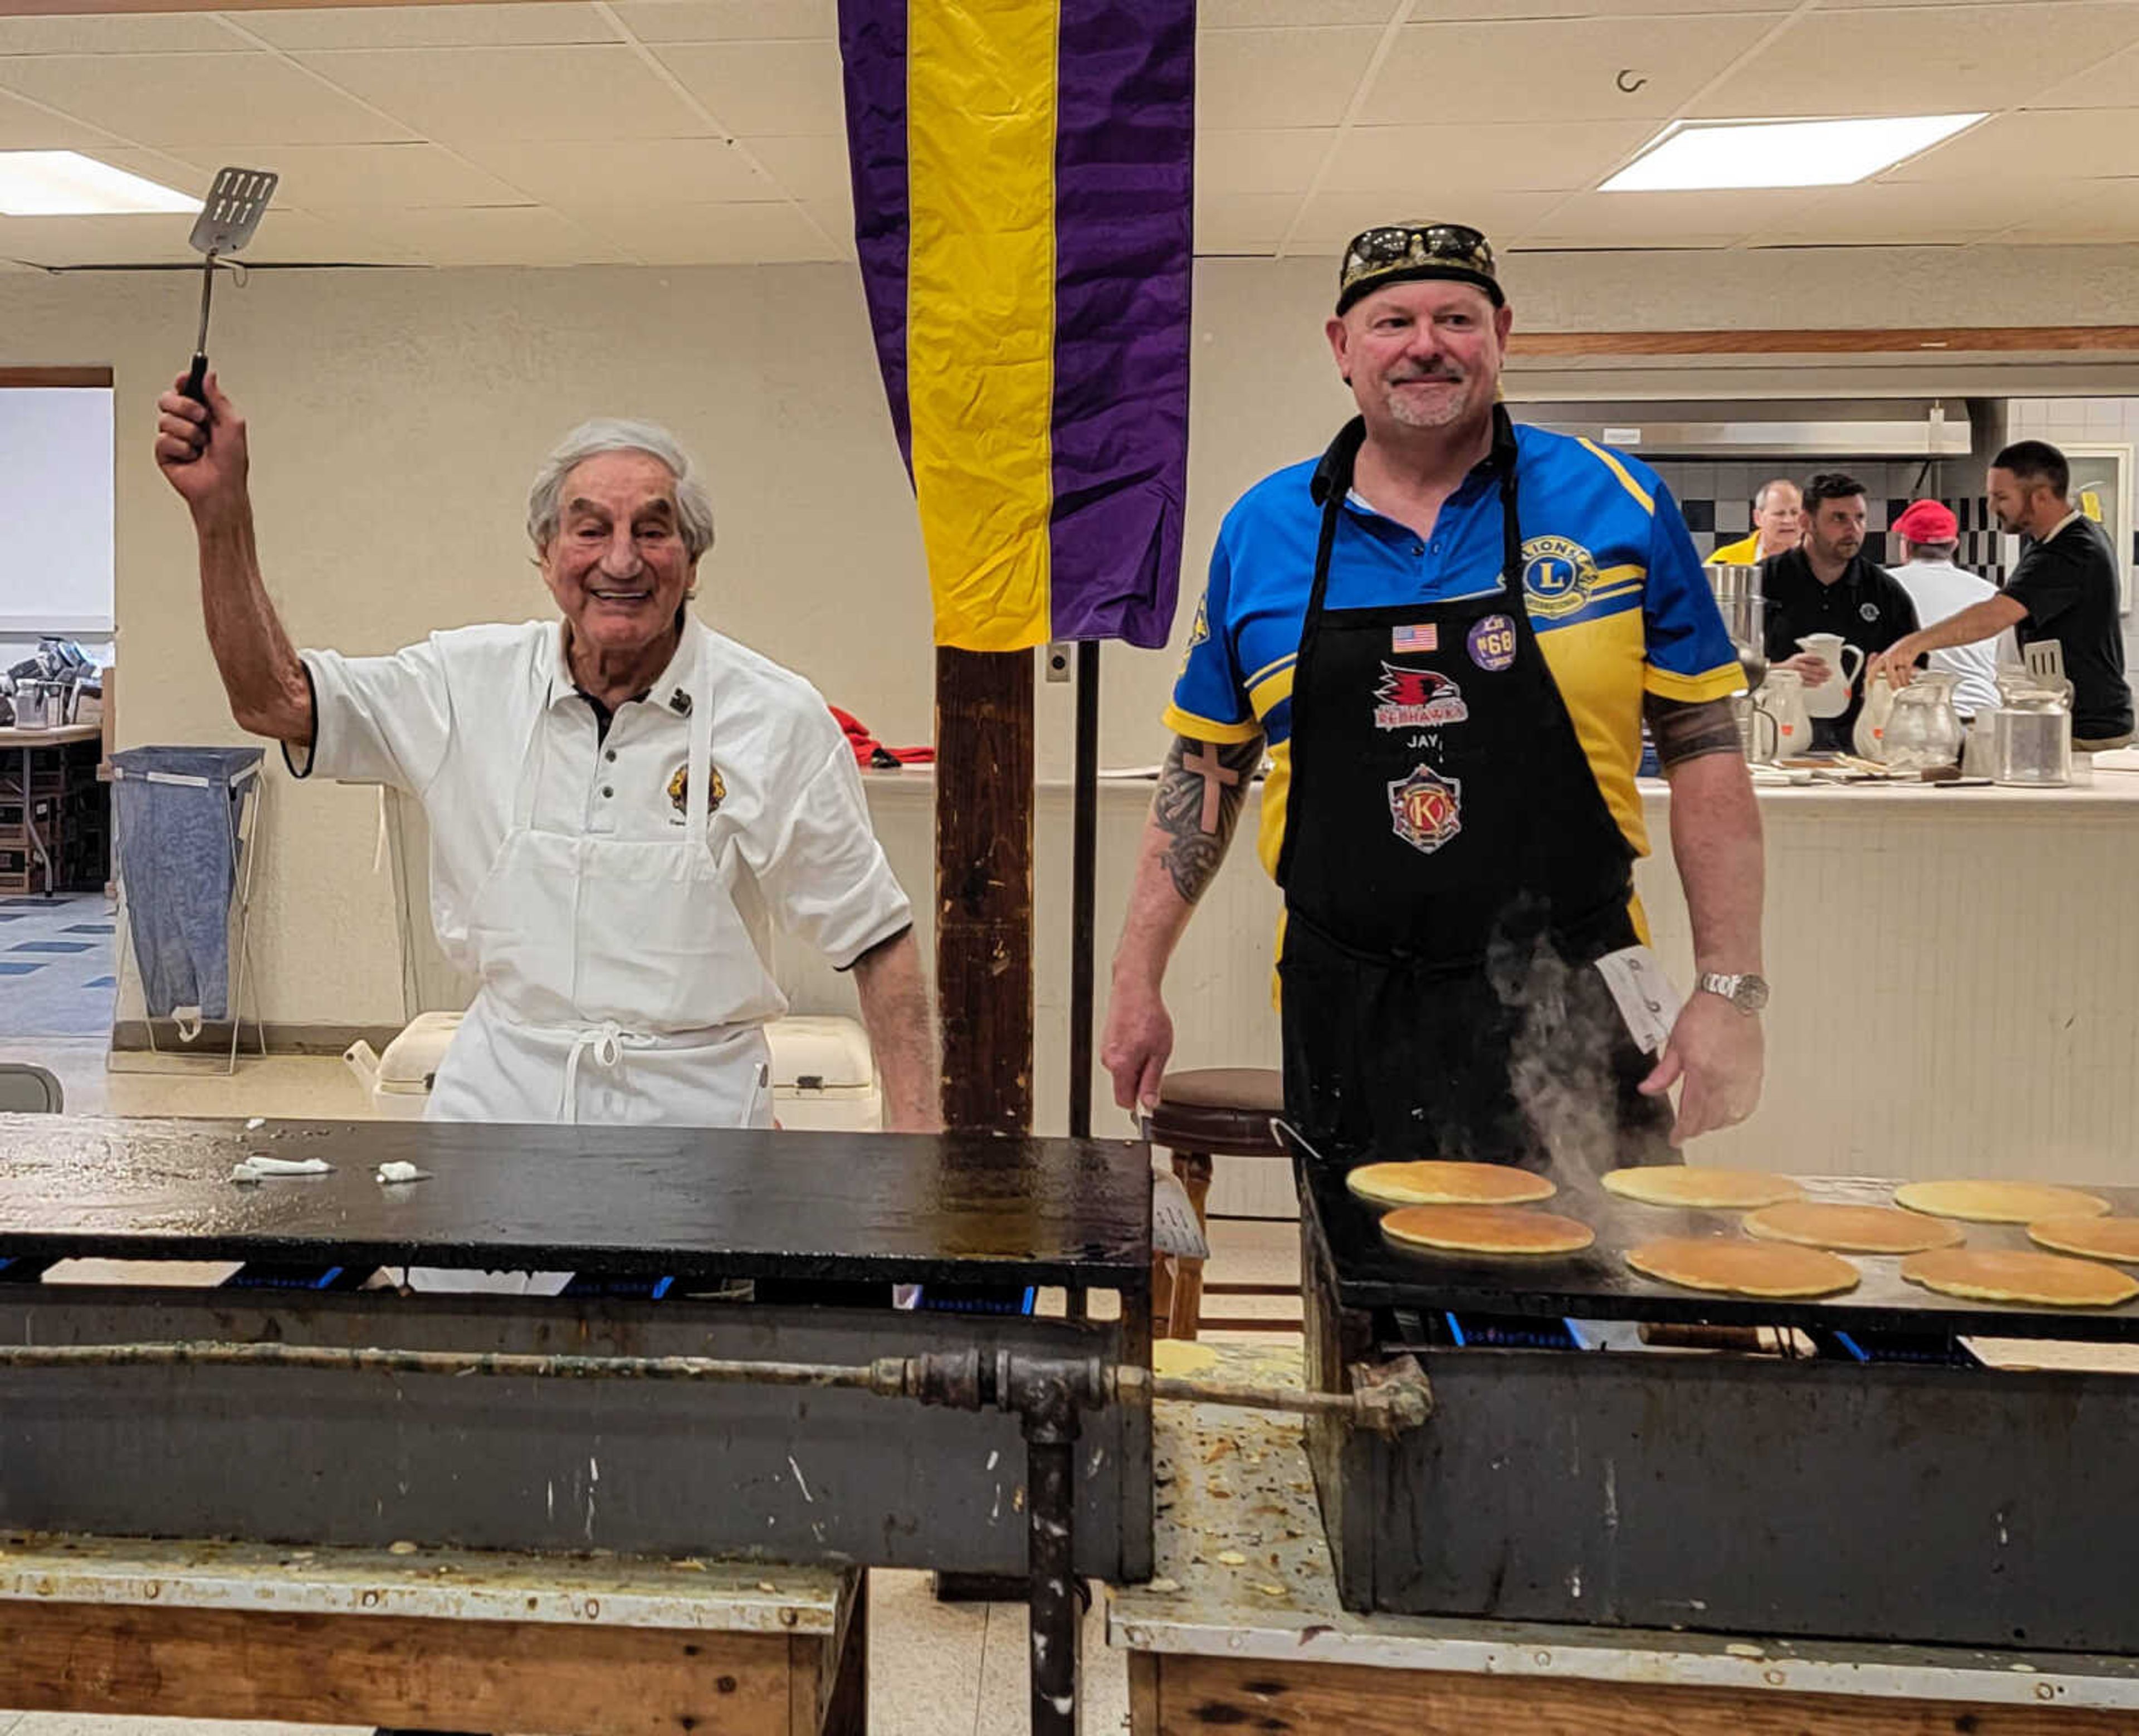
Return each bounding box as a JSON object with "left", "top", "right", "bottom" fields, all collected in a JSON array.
[{"left": 155, "top": 376, "right": 939, "bottom": 1291}]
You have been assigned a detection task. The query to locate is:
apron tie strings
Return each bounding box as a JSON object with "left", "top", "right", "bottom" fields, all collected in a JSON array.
[{"left": 560, "top": 1020, "right": 652, "bottom": 1123}]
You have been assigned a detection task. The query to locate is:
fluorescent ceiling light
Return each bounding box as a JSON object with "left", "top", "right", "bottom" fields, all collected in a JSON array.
[
  {"left": 0, "top": 151, "right": 198, "bottom": 216},
  {"left": 1602, "top": 114, "right": 1985, "bottom": 193}
]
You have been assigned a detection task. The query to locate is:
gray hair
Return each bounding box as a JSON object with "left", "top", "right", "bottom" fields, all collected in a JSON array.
[
  {"left": 526, "top": 418, "right": 716, "bottom": 559},
  {"left": 1753, "top": 477, "right": 1801, "bottom": 511}
]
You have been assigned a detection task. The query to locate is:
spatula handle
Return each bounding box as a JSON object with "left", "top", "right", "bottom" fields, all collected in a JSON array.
[{"left": 183, "top": 353, "right": 209, "bottom": 406}]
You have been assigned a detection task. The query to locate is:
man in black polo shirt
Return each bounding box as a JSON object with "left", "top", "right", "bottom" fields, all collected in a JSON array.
[
  {"left": 1761, "top": 472, "right": 1921, "bottom": 751},
  {"left": 1870, "top": 441, "right": 2134, "bottom": 750}
]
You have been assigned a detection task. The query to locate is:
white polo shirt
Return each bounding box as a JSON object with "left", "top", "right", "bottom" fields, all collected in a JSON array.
[
  {"left": 291, "top": 617, "right": 913, "bottom": 1022},
  {"left": 1889, "top": 557, "right": 2010, "bottom": 719}
]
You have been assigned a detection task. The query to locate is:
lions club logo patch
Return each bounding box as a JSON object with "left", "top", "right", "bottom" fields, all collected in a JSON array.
[
  {"left": 1388, "top": 764, "right": 1462, "bottom": 855},
  {"left": 1521, "top": 534, "right": 1599, "bottom": 619},
  {"left": 668, "top": 762, "right": 726, "bottom": 819},
  {"left": 1373, "top": 665, "right": 1468, "bottom": 732}
]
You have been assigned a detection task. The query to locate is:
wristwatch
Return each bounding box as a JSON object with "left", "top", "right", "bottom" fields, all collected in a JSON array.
[{"left": 1697, "top": 971, "right": 1769, "bottom": 1015}]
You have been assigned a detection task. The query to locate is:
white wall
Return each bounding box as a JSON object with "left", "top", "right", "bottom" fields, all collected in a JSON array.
[
  {"left": 7, "top": 243, "right": 2139, "bottom": 1026},
  {"left": 0, "top": 384, "right": 115, "bottom": 652}
]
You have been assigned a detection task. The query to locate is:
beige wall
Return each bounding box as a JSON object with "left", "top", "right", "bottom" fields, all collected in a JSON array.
[{"left": 6, "top": 242, "right": 2139, "bottom": 1025}]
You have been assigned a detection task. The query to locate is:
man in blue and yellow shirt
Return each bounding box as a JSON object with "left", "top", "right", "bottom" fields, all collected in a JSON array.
[{"left": 1101, "top": 221, "right": 1767, "bottom": 1166}]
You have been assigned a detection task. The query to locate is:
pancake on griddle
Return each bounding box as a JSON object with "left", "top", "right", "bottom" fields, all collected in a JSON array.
[
  {"left": 1346, "top": 1160, "right": 1555, "bottom": 1208},
  {"left": 1380, "top": 1205, "right": 1594, "bottom": 1257},
  {"left": 1625, "top": 1235, "right": 1858, "bottom": 1298},
  {"left": 2029, "top": 1217, "right": 2139, "bottom": 1265},
  {"left": 1744, "top": 1201, "right": 1964, "bottom": 1255},
  {"left": 1894, "top": 1179, "right": 2109, "bottom": 1225},
  {"left": 1602, "top": 1167, "right": 1804, "bottom": 1210},
  {"left": 1901, "top": 1247, "right": 2138, "bottom": 1309}
]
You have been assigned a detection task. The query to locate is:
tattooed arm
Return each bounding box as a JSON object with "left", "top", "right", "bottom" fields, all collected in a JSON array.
[
  {"left": 1637, "top": 692, "right": 1766, "bottom": 1144},
  {"left": 1100, "top": 732, "right": 1266, "bottom": 1111}
]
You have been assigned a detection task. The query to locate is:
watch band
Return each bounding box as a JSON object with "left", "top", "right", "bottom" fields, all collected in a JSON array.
[{"left": 1698, "top": 971, "right": 1769, "bottom": 1015}]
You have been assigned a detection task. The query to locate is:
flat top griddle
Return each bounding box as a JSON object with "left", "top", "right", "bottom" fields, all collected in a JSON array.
[
  {"left": 0, "top": 1115, "right": 1150, "bottom": 1290},
  {"left": 1303, "top": 1158, "right": 2139, "bottom": 1342}
]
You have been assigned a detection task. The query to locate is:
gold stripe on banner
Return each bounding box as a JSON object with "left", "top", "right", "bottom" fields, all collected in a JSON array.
[{"left": 906, "top": 0, "right": 1060, "bottom": 652}]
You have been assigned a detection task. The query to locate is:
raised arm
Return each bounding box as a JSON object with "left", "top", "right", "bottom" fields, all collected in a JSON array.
[
  {"left": 1099, "top": 730, "right": 1265, "bottom": 1113},
  {"left": 154, "top": 373, "right": 312, "bottom": 745}
]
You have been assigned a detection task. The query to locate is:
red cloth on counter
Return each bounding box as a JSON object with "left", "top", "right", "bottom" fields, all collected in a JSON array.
[{"left": 829, "top": 705, "right": 935, "bottom": 768}]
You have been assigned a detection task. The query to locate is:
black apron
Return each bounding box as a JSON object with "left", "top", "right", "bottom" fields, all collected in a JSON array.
[{"left": 1275, "top": 413, "right": 1672, "bottom": 1170}]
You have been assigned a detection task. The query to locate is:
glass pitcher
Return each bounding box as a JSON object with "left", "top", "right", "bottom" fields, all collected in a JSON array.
[{"left": 1882, "top": 671, "right": 1965, "bottom": 773}]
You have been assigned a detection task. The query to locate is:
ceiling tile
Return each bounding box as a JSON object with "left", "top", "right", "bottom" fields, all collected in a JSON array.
[
  {"left": 1199, "top": 0, "right": 1394, "bottom": 24},
  {"left": 744, "top": 132, "right": 851, "bottom": 201},
  {"left": 1748, "top": 178, "right": 2061, "bottom": 245},
  {"left": 1289, "top": 188, "right": 1561, "bottom": 249},
  {"left": 1692, "top": 4, "right": 2139, "bottom": 118},
  {"left": 1520, "top": 187, "right": 1805, "bottom": 247},
  {"left": 1198, "top": 27, "right": 1382, "bottom": 131},
  {"left": 2006, "top": 176, "right": 2139, "bottom": 243},
  {"left": 0, "top": 14, "right": 249, "bottom": 55},
  {"left": 2033, "top": 37, "right": 2139, "bottom": 107},
  {"left": 607, "top": 0, "right": 837, "bottom": 44},
  {"left": 1196, "top": 128, "right": 1333, "bottom": 197},
  {"left": 163, "top": 141, "right": 525, "bottom": 209},
  {"left": 295, "top": 46, "right": 712, "bottom": 143},
  {"left": 1322, "top": 119, "right": 1654, "bottom": 194},
  {"left": 561, "top": 197, "right": 840, "bottom": 262},
  {"left": 0, "top": 85, "right": 108, "bottom": 150},
  {"left": 237, "top": 6, "right": 617, "bottom": 52},
  {"left": 649, "top": 39, "right": 846, "bottom": 135},
  {"left": 1361, "top": 14, "right": 1784, "bottom": 126},
  {"left": 800, "top": 198, "right": 856, "bottom": 257},
  {"left": 456, "top": 136, "right": 775, "bottom": 204},
  {"left": 0, "top": 52, "right": 413, "bottom": 148},
  {"left": 1194, "top": 191, "right": 1300, "bottom": 253},
  {"left": 322, "top": 202, "right": 621, "bottom": 265},
  {"left": 1883, "top": 109, "right": 2139, "bottom": 184},
  {"left": 0, "top": 211, "right": 197, "bottom": 267}
]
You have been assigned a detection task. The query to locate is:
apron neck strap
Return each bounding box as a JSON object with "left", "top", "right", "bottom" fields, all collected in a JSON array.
[
  {"left": 682, "top": 634, "right": 714, "bottom": 847},
  {"left": 1303, "top": 408, "right": 1523, "bottom": 622}
]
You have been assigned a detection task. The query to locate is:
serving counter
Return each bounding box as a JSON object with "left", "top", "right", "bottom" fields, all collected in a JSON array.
[{"left": 827, "top": 765, "right": 2139, "bottom": 1194}]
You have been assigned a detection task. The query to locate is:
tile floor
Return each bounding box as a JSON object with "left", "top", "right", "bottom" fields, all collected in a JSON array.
[
  {"left": 0, "top": 891, "right": 116, "bottom": 1039},
  {"left": 0, "top": 1043, "right": 1301, "bottom": 1735}
]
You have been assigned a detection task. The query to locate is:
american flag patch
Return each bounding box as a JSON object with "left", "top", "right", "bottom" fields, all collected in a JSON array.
[{"left": 1390, "top": 623, "right": 1438, "bottom": 653}]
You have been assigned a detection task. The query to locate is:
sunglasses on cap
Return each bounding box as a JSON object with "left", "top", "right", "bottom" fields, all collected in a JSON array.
[{"left": 1337, "top": 222, "right": 1502, "bottom": 313}]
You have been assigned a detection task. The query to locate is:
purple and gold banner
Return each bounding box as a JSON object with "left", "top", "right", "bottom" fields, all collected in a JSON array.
[{"left": 838, "top": 0, "right": 1194, "bottom": 652}]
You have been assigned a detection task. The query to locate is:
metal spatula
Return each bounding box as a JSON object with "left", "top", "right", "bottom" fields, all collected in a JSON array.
[{"left": 182, "top": 165, "right": 278, "bottom": 404}]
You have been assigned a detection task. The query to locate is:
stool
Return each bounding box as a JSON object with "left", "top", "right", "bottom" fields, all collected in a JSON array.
[{"left": 1142, "top": 1066, "right": 1298, "bottom": 1339}]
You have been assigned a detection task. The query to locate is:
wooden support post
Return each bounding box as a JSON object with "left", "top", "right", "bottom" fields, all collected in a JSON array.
[{"left": 934, "top": 645, "right": 1036, "bottom": 1135}]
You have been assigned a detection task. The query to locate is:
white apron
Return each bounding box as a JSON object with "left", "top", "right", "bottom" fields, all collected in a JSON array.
[{"left": 412, "top": 630, "right": 774, "bottom": 1294}]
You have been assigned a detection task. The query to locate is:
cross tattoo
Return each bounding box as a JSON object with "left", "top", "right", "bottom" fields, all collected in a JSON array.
[{"left": 1184, "top": 743, "right": 1241, "bottom": 834}]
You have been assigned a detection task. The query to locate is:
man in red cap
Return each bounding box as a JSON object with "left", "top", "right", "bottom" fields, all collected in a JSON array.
[{"left": 1886, "top": 499, "right": 2004, "bottom": 720}]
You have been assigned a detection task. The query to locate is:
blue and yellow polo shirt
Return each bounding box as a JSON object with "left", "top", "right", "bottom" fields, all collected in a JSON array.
[{"left": 1167, "top": 422, "right": 1742, "bottom": 881}]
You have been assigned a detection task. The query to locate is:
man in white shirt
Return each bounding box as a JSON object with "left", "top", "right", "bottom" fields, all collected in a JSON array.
[
  {"left": 1886, "top": 499, "right": 2005, "bottom": 719},
  {"left": 154, "top": 373, "right": 940, "bottom": 1134}
]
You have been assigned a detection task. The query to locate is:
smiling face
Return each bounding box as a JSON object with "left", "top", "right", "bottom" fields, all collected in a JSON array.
[
  {"left": 539, "top": 450, "right": 698, "bottom": 657},
  {"left": 1327, "top": 279, "right": 1511, "bottom": 438}
]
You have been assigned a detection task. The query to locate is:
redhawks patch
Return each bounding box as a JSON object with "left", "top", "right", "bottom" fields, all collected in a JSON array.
[
  {"left": 1373, "top": 665, "right": 1468, "bottom": 732},
  {"left": 1388, "top": 764, "right": 1462, "bottom": 855}
]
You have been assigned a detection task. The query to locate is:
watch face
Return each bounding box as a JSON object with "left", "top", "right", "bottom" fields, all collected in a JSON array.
[{"left": 1734, "top": 976, "right": 1771, "bottom": 1013}]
